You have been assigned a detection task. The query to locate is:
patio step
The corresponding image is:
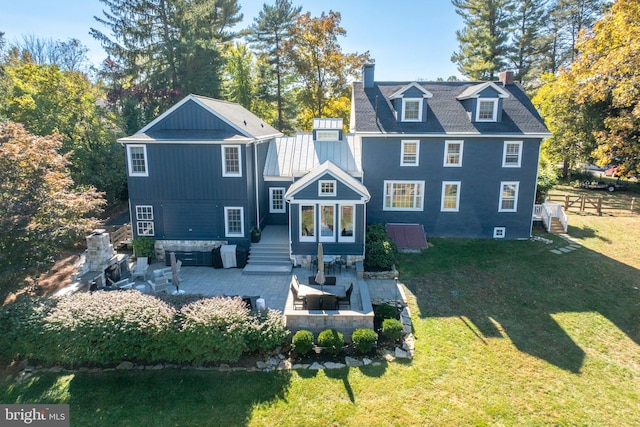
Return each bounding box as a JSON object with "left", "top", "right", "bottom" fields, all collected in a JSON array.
[
  {"left": 243, "top": 240, "right": 291, "bottom": 274},
  {"left": 242, "top": 264, "right": 292, "bottom": 275}
]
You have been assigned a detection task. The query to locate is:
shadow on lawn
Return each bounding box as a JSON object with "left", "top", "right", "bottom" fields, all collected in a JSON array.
[
  {"left": 2, "top": 369, "right": 293, "bottom": 426},
  {"left": 401, "top": 230, "right": 640, "bottom": 374}
]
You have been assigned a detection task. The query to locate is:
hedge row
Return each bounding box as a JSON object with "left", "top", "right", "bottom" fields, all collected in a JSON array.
[{"left": 0, "top": 291, "right": 288, "bottom": 366}]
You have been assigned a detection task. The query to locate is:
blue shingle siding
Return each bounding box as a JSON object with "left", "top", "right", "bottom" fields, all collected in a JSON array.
[{"left": 362, "top": 136, "right": 542, "bottom": 239}]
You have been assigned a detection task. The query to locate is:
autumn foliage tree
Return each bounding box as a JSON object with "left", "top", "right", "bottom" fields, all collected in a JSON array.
[
  {"left": 0, "top": 122, "right": 104, "bottom": 297},
  {"left": 569, "top": 0, "right": 640, "bottom": 176},
  {"left": 284, "top": 11, "right": 371, "bottom": 130}
]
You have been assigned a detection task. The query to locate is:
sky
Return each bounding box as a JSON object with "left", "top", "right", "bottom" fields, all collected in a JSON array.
[{"left": 1, "top": 0, "right": 465, "bottom": 81}]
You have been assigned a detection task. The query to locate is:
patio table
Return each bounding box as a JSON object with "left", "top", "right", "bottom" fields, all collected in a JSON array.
[{"left": 297, "top": 283, "right": 346, "bottom": 298}]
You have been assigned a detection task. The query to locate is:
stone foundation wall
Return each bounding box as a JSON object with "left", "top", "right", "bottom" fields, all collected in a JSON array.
[{"left": 154, "top": 240, "right": 226, "bottom": 262}]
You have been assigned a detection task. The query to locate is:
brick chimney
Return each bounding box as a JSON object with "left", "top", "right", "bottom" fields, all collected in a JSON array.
[
  {"left": 499, "top": 70, "right": 514, "bottom": 86},
  {"left": 363, "top": 63, "right": 375, "bottom": 89}
]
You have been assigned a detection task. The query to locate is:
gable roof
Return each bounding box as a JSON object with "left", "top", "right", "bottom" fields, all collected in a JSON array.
[
  {"left": 119, "top": 94, "right": 281, "bottom": 144},
  {"left": 264, "top": 133, "right": 362, "bottom": 179},
  {"left": 351, "top": 81, "right": 551, "bottom": 136},
  {"left": 389, "top": 82, "right": 433, "bottom": 99},
  {"left": 285, "top": 161, "right": 370, "bottom": 202},
  {"left": 456, "top": 82, "right": 510, "bottom": 100}
]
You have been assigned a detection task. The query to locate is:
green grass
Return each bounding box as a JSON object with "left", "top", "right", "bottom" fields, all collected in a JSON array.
[{"left": 2, "top": 216, "right": 640, "bottom": 426}]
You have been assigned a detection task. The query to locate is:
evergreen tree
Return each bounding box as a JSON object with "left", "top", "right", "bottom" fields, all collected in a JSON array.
[
  {"left": 247, "top": 0, "right": 301, "bottom": 131},
  {"left": 451, "top": 0, "right": 515, "bottom": 81},
  {"left": 91, "top": 0, "right": 242, "bottom": 133},
  {"left": 510, "top": 0, "right": 548, "bottom": 84}
]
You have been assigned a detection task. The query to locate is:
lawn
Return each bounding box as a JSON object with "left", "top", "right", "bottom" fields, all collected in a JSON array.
[{"left": 2, "top": 215, "right": 639, "bottom": 426}]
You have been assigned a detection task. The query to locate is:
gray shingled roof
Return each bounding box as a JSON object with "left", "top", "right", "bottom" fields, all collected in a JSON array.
[
  {"left": 352, "top": 81, "right": 550, "bottom": 135},
  {"left": 263, "top": 133, "right": 362, "bottom": 179},
  {"left": 191, "top": 95, "right": 281, "bottom": 139}
]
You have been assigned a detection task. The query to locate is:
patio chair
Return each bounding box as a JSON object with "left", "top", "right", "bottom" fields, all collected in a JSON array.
[
  {"left": 290, "top": 282, "right": 305, "bottom": 310},
  {"left": 131, "top": 257, "right": 149, "bottom": 280},
  {"left": 112, "top": 278, "right": 136, "bottom": 290},
  {"left": 148, "top": 276, "right": 168, "bottom": 294},
  {"left": 337, "top": 283, "right": 353, "bottom": 310}
]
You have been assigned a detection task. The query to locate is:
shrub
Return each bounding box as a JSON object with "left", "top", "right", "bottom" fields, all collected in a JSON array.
[
  {"left": 178, "top": 297, "right": 251, "bottom": 363},
  {"left": 351, "top": 328, "right": 378, "bottom": 354},
  {"left": 132, "top": 236, "right": 155, "bottom": 259},
  {"left": 364, "top": 224, "right": 398, "bottom": 271},
  {"left": 317, "top": 328, "right": 344, "bottom": 355},
  {"left": 0, "top": 296, "right": 58, "bottom": 360},
  {"left": 42, "top": 291, "right": 176, "bottom": 365},
  {"left": 291, "top": 330, "right": 314, "bottom": 355},
  {"left": 374, "top": 304, "right": 399, "bottom": 321},
  {"left": 245, "top": 309, "right": 289, "bottom": 353},
  {"left": 381, "top": 318, "right": 403, "bottom": 342}
]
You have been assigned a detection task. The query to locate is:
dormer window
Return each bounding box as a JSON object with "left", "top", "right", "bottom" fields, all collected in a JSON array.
[
  {"left": 476, "top": 99, "right": 498, "bottom": 122},
  {"left": 402, "top": 99, "right": 422, "bottom": 122}
]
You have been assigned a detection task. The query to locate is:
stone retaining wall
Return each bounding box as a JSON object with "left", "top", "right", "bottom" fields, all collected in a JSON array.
[
  {"left": 154, "top": 240, "right": 226, "bottom": 261},
  {"left": 284, "top": 280, "right": 374, "bottom": 340}
]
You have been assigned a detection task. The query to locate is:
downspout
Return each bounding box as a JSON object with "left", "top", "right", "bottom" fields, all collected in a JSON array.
[{"left": 254, "top": 141, "right": 260, "bottom": 230}]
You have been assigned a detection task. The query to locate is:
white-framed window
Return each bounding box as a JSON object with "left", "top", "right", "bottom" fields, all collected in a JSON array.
[
  {"left": 493, "top": 227, "right": 506, "bottom": 238},
  {"left": 318, "top": 180, "right": 336, "bottom": 197},
  {"left": 269, "top": 187, "right": 286, "bottom": 213},
  {"left": 502, "top": 141, "right": 523, "bottom": 167},
  {"left": 222, "top": 145, "right": 242, "bottom": 177},
  {"left": 402, "top": 98, "right": 422, "bottom": 122},
  {"left": 135, "top": 205, "right": 154, "bottom": 236},
  {"left": 401, "top": 140, "right": 420, "bottom": 166},
  {"left": 499, "top": 181, "right": 519, "bottom": 212},
  {"left": 383, "top": 180, "right": 425, "bottom": 211},
  {"left": 338, "top": 205, "right": 355, "bottom": 243},
  {"left": 316, "top": 130, "right": 339, "bottom": 141},
  {"left": 319, "top": 205, "right": 335, "bottom": 242},
  {"left": 441, "top": 181, "right": 461, "bottom": 212},
  {"left": 224, "top": 207, "right": 244, "bottom": 237},
  {"left": 476, "top": 99, "right": 498, "bottom": 122},
  {"left": 300, "top": 205, "right": 316, "bottom": 242},
  {"left": 444, "top": 140, "right": 464, "bottom": 167},
  {"left": 127, "top": 145, "right": 148, "bottom": 177}
]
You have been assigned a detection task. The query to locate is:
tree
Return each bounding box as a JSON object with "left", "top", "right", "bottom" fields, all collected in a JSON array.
[
  {"left": 284, "top": 11, "right": 371, "bottom": 130},
  {"left": 510, "top": 0, "right": 548, "bottom": 84},
  {"left": 248, "top": 0, "right": 301, "bottom": 131},
  {"left": 532, "top": 72, "right": 601, "bottom": 180},
  {"left": 570, "top": 0, "right": 640, "bottom": 176},
  {"left": 451, "top": 0, "right": 515, "bottom": 81},
  {"left": 9, "top": 35, "right": 89, "bottom": 72},
  {"left": 91, "top": 0, "right": 243, "bottom": 132},
  {"left": 222, "top": 43, "right": 254, "bottom": 109},
  {"left": 0, "top": 122, "right": 104, "bottom": 297},
  {"left": 0, "top": 61, "right": 126, "bottom": 205}
]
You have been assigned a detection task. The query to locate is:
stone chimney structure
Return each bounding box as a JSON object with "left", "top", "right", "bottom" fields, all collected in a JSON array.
[
  {"left": 363, "top": 63, "right": 375, "bottom": 89},
  {"left": 499, "top": 70, "right": 515, "bottom": 86}
]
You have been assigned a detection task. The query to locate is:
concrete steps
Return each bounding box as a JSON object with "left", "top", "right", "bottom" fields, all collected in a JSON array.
[{"left": 243, "top": 242, "right": 292, "bottom": 275}]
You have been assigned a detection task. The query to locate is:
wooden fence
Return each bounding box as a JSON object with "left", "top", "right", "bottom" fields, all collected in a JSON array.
[
  {"left": 546, "top": 193, "right": 639, "bottom": 216},
  {"left": 108, "top": 224, "right": 132, "bottom": 249}
]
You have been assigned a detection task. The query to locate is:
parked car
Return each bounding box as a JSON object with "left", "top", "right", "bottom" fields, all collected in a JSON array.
[{"left": 604, "top": 166, "right": 619, "bottom": 177}]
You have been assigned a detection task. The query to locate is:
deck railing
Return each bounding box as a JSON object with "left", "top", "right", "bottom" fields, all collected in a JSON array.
[{"left": 534, "top": 203, "right": 568, "bottom": 233}]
